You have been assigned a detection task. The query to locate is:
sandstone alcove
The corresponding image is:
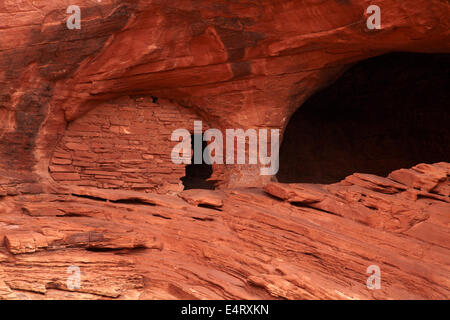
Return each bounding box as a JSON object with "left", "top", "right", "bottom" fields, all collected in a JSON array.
[
  {"left": 277, "top": 52, "right": 450, "bottom": 184},
  {"left": 1, "top": 0, "right": 449, "bottom": 301}
]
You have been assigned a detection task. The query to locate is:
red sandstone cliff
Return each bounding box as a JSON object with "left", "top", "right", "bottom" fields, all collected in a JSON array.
[
  {"left": 0, "top": 163, "right": 449, "bottom": 299},
  {"left": 0, "top": 0, "right": 449, "bottom": 188},
  {"left": 0, "top": 0, "right": 449, "bottom": 300}
]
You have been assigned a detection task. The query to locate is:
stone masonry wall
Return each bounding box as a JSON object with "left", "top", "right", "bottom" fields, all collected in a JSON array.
[{"left": 49, "top": 96, "right": 201, "bottom": 194}]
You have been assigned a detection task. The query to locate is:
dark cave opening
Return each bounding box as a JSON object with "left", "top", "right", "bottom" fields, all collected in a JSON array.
[
  {"left": 181, "top": 134, "right": 215, "bottom": 190},
  {"left": 277, "top": 52, "right": 450, "bottom": 184}
]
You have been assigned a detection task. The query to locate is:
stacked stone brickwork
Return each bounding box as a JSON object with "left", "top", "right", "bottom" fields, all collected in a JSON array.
[{"left": 50, "top": 96, "right": 201, "bottom": 194}]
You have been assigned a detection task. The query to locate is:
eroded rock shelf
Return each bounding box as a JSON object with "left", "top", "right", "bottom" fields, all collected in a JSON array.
[
  {"left": 0, "top": 163, "right": 449, "bottom": 299},
  {"left": 0, "top": 0, "right": 449, "bottom": 300}
]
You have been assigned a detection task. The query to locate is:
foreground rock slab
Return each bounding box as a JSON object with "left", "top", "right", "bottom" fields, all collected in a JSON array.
[{"left": 0, "top": 163, "right": 449, "bottom": 300}]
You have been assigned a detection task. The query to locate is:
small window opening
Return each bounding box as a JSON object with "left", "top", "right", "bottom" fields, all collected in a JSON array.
[{"left": 181, "top": 134, "right": 215, "bottom": 190}]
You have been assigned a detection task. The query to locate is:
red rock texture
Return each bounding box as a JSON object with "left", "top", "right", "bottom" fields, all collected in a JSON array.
[
  {"left": 0, "top": 0, "right": 449, "bottom": 300},
  {"left": 0, "top": 0, "right": 449, "bottom": 188},
  {"left": 0, "top": 163, "right": 449, "bottom": 299}
]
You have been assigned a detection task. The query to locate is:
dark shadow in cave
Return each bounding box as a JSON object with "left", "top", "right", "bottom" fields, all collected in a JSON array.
[
  {"left": 181, "top": 134, "right": 215, "bottom": 190},
  {"left": 277, "top": 52, "right": 450, "bottom": 184}
]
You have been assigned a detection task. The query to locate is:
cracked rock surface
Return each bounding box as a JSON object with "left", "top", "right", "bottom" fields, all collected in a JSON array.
[
  {"left": 0, "top": 0, "right": 449, "bottom": 300},
  {"left": 0, "top": 163, "right": 449, "bottom": 299}
]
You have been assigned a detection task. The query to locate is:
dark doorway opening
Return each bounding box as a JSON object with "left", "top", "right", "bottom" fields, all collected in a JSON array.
[
  {"left": 181, "top": 134, "right": 215, "bottom": 190},
  {"left": 277, "top": 52, "right": 450, "bottom": 184}
]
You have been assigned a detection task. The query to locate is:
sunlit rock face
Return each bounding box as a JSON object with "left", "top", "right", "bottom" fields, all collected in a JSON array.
[
  {"left": 0, "top": 1, "right": 449, "bottom": 300},
  {"left": 0, "top": 0, "right": 448, "bottom": 189}
]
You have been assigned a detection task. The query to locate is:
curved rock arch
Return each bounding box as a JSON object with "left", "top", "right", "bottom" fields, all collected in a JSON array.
[{"left": 0, "top": 0, "right": 448, "bottom": 191}]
